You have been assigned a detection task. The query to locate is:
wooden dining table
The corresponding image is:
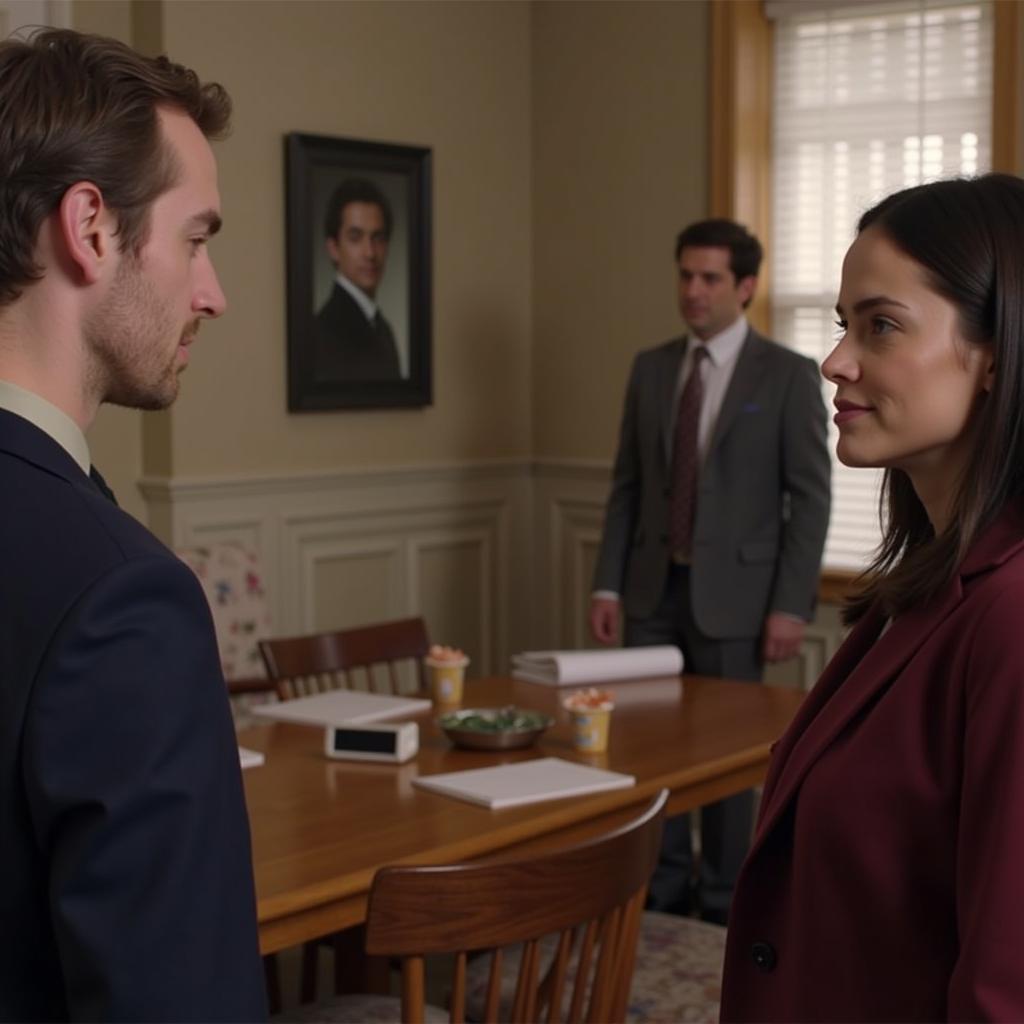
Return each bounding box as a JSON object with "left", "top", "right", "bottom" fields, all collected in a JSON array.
[{"left": 238, "top": 674, "right": 807, "bottom": 955}]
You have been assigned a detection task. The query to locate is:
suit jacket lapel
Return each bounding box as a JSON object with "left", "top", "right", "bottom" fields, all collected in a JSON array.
[
  {"left": 659, "top": 338, "right": 687, "bottom": 473},
  {"left": 750, "top": 579, "right": 965, "bottom": 858},
  {"left": 0, "top": 406, "right": 86, "bottom": 486},
  {"left": 706, "top": 328, "right": 764, "bottom": 462}
]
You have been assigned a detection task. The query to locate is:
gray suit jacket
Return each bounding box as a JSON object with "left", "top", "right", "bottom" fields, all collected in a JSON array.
[{"left": 593, "top": 328, "right": 831, "bottom": 639}]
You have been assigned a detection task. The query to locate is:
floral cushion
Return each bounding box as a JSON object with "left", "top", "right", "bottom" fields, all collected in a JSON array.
[
  {"left": 176, "top": 542, "right": 278, "bottom": 729},
  {"left": 463, "top": 911, "right": 725, "bottom": 1024}
]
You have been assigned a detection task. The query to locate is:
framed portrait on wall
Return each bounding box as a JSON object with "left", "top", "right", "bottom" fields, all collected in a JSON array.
[{"left": 285, "top": 132, "right": 432, "bottom": 411}]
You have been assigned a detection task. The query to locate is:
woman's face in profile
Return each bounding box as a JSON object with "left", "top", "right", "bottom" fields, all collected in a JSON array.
[{"left": 822, "top": 225, "right": 992, "bottom": 483}]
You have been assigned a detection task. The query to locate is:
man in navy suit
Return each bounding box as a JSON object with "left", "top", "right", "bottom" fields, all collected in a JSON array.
[
  {"left": 314, "top": 178, "right": 402, "bottom": 380},
  {"left": 0, "top": 29, "right": 266, "bottom": 1021}
]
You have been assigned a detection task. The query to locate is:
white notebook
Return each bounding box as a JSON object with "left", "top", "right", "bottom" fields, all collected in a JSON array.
[
  {"left": 413, "top": 757, "right": 635, "bottom": 809},
  {"left": 251, "top": 689, "right": 430, "bottom": 727},
  {"left": 511, "top": 645, "right": 683, "bottom": 686},
  {"left": 238, "top": 746, "right": 265, "bottom": 769}
]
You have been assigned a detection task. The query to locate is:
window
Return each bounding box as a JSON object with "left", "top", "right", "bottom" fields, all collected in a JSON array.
[{"left": 769, "top": 0, "right": 994, "bottom": 569}]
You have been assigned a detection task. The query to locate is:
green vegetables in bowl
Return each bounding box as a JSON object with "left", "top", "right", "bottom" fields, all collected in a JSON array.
[
  {"left": 438, "top": 706, "right": 554, "bottom": 750},
  {"left": 440, "top": 707, "right": 549, "bottom": 732}
]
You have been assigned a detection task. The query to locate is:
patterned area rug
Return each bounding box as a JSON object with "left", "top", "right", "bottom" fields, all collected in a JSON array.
[{"left": 626, "top": 912, "right": 725, "bottom": 1023}]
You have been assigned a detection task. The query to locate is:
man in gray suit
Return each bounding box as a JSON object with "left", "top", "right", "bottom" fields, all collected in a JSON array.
[{"left": 591, "top": 218, "right": 830, "bottom": 923}]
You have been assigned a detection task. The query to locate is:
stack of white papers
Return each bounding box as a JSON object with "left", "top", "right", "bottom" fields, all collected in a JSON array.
[
  {"left": 511, "top": 645, "right": 683, "bottom": 686},
  {"left": 252, "top": 689, "right": 430, "bottom": 727},
  {"left": 413, "top": 757, "right": 635, "bottom": 809}
]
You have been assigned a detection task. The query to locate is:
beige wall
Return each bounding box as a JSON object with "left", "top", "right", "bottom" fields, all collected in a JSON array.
[
  {"left": 75, "top": 0, "right": 709, "bottom": 516},
  {"left": 55, "top": 2, "right": 1024, "bottom": 500},
  {"left": 45, "top": 2, "right": 1024, "bottom": 666},
  {"left": 531, "top": 0, "right": 709, "bottom": 461},
  {"left": 155, "top": 0, "right": 532, "bottom": 479},
  {"left": 73, "top": 0, "right": 708, "bottom": 515}
]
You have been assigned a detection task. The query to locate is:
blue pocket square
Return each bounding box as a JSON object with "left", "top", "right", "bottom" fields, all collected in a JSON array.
[{"left": 741, "top": 402, "right": 761, "bottom": 413}]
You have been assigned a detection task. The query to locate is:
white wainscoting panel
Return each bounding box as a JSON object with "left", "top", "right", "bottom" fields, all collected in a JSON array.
[
  {"left": 139, "top": 461, "right": 532, "bottom": 677},
  {"left": 532, "top": 460, "right": 613, "bottom": 651},
  {"left": 141, "top": 457, "right": 847, "bottom": 684}
]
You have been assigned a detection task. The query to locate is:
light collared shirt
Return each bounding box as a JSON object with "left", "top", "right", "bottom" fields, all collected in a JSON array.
[
  {"left": 672, "top": 314, "right": 748, "bottom": 466},
  {"left": 335, "top": 272, "right": 379, "bottom": 324},
  {"left": 0, "top": 378, "right": 90, "bottom": 473},
  {"left": 593, "top": 315, "right": 750, "bottom": 602}
]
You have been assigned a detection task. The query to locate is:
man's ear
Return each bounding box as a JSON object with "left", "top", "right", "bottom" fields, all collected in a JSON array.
[
  {"left": 57, "top": 182, "right": 118, "bottom": 285},
  {"left": 737, "top": 274, "right": 758, "bottom": 308},
  {"left": 325, "top": 235, "right": 340, "bottom": 267}
]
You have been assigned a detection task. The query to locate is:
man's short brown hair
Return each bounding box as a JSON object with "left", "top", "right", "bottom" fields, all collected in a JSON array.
[
  {"left": 0, "top": 28, "right": 232, "bottom": 306},
  {"left": 674, "top": 218, "right": 763, "bottom": 282}
]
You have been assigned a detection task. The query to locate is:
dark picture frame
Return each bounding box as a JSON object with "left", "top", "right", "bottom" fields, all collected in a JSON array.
[{"left": 285, "top": 132, "right": 432, "bottom": 410}]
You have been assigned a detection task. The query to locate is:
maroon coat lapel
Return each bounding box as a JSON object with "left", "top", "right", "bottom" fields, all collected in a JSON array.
[
  {"left": 752, "top": 498, "right": 1024, "bottom": 860},
  {"left": 751, "top": 577, "right": 964, "bottom": 857}
]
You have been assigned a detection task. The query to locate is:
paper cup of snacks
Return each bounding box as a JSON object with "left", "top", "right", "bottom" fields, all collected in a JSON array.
[
  {"left": 563, "top": 688, "right": 615, "bottom": 753},
  {"left": 424, "top": 644, "right": 470, "bottom": 705}
]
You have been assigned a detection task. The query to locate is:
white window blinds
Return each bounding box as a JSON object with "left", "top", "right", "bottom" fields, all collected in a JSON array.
[{"left": 770, "top": 0, "right": 993, "bottom": 569}]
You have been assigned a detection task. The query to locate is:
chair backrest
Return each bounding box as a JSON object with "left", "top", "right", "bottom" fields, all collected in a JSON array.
[
  {"left": 258, "top": 616, "right": 430, "bottom": 701},
  {"left": 364, "top": 789, "right": 668, "bottom": 1024}
]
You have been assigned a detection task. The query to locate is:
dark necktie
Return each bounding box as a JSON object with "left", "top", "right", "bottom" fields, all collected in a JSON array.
[
  {"left": 668, "top": 345, "right": 708, "bottom": 559},
  {"left": 372, "top": 311, "right": 401, "bottom": 377},
  {"left": 89, "top": 465, "right": 119, "bottom": 506}
]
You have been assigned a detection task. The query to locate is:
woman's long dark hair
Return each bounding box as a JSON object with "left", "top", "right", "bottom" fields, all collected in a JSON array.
[{"left": 844, "top": 173, "right": 1024, "bottom": 624}]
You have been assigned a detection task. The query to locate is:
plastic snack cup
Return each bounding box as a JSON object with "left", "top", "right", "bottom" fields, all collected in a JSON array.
[
  {"left": 563, "top": 689, "right": 615, "bottom": 753},
  {"left": 425, "top": 654, "right": 470, "bottom": 705},
  {"left": 569, "top": 706, "right": 612, "bottom": 753}
]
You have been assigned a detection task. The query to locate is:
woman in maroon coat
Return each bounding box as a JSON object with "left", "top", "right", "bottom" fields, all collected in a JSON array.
[{"left": 721, "top": 173, "right": 1024, "bottom": 1022}]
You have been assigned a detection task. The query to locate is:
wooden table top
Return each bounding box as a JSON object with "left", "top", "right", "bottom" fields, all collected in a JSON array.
[{"left": 238, "top": 674, "right": 806, "bottom": 954}]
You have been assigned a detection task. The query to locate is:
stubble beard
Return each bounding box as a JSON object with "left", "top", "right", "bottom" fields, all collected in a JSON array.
[{"left": 84, "top": 254, "right": 192, "bottom": 412}]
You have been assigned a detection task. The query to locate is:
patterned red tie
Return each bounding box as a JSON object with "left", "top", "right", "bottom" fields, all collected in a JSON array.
[{"left": 669, "top": 345, "right": 708, "bottom": 559}]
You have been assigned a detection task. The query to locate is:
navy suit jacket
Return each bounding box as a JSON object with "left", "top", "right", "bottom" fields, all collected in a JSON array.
[{"left": 0, "top": 408, "right": 266, "bottom": 1021}]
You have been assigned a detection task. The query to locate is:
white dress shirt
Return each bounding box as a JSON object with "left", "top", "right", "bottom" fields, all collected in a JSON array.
[
  {"left": 0, "top": 378, "right": 90, "bottom": 473},
  {"left": 672, "top": 314, "right": 748, "bottom": 466},
  {"left": 335, "top": 272, "right": 378, "bottom": 323}
]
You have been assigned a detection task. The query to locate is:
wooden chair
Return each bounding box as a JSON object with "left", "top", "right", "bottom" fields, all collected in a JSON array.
[
  {"left": 258, "top": 616, "right": 430, "bottom": 702},
  {"left": 461, "top": 909, "right": 727, "bottom": 1024},
  {"left": 287, "top": 789, "right": 668, "bottom": 1024},
  {"left": 258, "top": 616, "right": 432, "bottom": 1003}
]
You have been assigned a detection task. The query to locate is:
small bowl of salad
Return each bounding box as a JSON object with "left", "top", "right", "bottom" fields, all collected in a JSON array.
[{"left": 437, "top": 706, "right": 554, "bottom": 750}]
